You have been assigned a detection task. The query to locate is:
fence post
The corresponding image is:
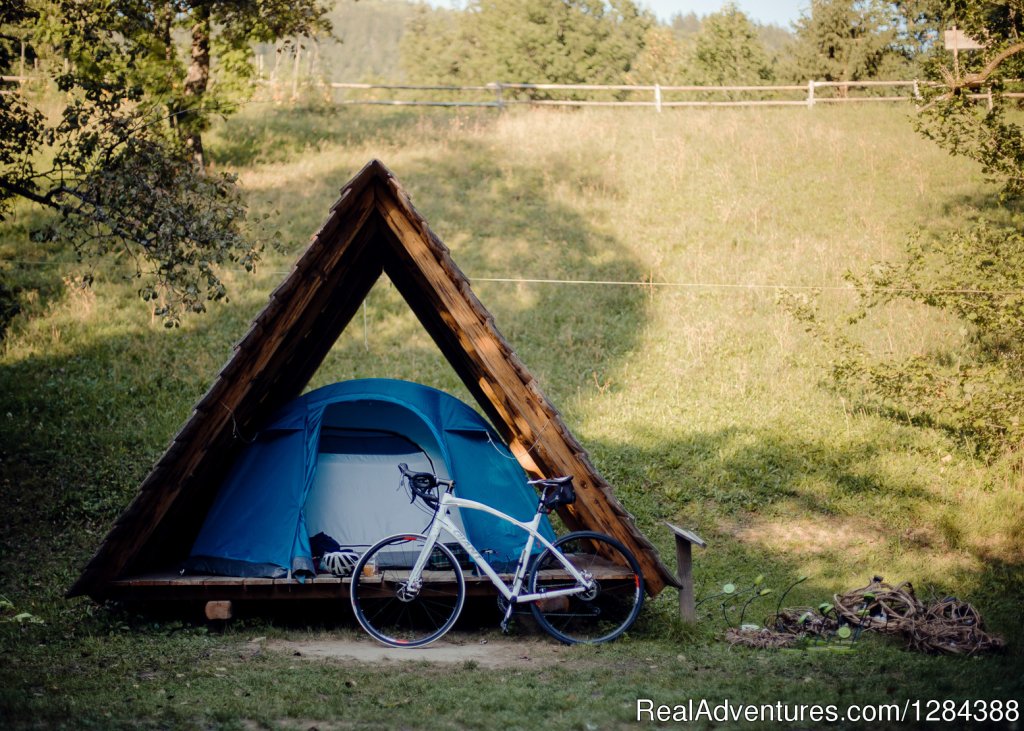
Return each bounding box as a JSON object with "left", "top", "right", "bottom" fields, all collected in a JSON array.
[
  {"left": 654, "top": 83, "right": 662, "bottom": 113},
  {"left": 491, "top": 82, "right": 505, "bottom": 111},
  {"left": 912, "top": 78, "right": 921, "bottom": 101},
  {"left": 807, "top": 79, "right": 815, "bottom": 108},
  {"left": 987, "top": 87, "right": 994, "bottom": 111}
]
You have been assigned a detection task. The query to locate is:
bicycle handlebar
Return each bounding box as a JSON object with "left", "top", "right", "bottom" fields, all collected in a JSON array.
[{"left": 398, "top": 463, "right": 572, "bottom": 514}]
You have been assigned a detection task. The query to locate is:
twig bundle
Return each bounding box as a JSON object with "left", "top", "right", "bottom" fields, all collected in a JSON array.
[
  {"left": 832, "top": 579, "right": 1004, "bottom": 655},
  {"left": 907, "top": 598, "right": 1005, "bottom": 655},
  {"left": 834, "top": 579, "right": 921, "bottom": 633},
  {"left": 773, "top": 607, "right": 837, "bottom": 637},
  {"left": 723, "top": 578, "right": 1007, "bottom": 655},
  {"left": 725, "top": 626, "right": 800, "bottom": 649}
]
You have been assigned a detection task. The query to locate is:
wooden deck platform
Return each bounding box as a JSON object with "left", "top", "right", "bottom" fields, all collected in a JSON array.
[{"left": 104, "top": 559, "right": 636, "bottom": 603}]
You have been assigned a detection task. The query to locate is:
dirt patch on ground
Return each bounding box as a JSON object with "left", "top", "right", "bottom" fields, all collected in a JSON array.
[
  {"left": 720, "top": 510, "right": 980, "bottom": 577},
  {"left": 265, "top": 634, "right": 571, "bottom": 669},
  {"left": 730, "top": 514, "right": 885, "bottom": 558}
]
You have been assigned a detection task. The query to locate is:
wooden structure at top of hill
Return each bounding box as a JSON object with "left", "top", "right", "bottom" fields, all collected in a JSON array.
[{"left": 68, "top": 159, "right": 678, "bottom": 601}]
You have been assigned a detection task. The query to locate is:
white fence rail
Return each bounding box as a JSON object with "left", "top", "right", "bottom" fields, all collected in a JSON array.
[
  {"left": 6, "top": 74, "right": 1020, "bottom": 109},
  {"left": 315, "top": 79, "right": 924, "bottom": 110},
  {"left": 286, "top": 79, "right": 1023, "bottom": 110}
]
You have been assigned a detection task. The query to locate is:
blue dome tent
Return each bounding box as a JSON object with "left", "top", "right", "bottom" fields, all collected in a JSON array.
[{"left": 185, "top": 379, "right": 555, "bottom": 578}]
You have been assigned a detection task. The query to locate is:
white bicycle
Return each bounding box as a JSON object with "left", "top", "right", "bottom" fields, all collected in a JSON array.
[{"left": 349, "top": 464, "right": 645, "bottom": 647}]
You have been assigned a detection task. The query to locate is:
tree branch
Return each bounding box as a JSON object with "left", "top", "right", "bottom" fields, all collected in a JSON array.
[{"left": 0, "top": 178, "right": 61, "bottom": 210}]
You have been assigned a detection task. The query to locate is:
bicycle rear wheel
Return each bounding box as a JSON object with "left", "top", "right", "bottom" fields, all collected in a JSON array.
[
  {"left": 528, "top": 531, "right": 644, "bottom": 644},
  {"left": 350, "top": 534, "right": 466, "bottom": 648}
]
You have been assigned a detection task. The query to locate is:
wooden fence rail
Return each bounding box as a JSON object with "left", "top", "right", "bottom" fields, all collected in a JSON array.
[
  {"left": 5, "top": 74, "right": 1021, "bottom": 110},
  {"left": 315, "top": 78, "right": 1024, "bottom": 110},
  {"left": 317, "top": 79, "right": 925, "bottom": 110},
  {"left": 304, "top": 79, "right": 1018, "bottom": 110}
]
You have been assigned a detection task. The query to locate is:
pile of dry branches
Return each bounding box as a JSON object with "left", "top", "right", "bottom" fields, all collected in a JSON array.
[
  {"left": 724, "top": 578, "right": 1004, "bottom": 655},
  {"left": 725, "top": 626, "right": 800, "bottom": 649},
  {"left": 833, "top": 579, "right": 1004, "bottom": 655}
]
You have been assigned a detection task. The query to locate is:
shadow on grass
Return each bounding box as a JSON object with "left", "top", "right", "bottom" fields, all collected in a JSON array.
[
  {"left": 0, "top": 295, "right": 266, "bottom": 608},
  {"left": 0, "top": 137, "right": 651, "bottom": 620},
  {"left": 587, "top": 428, "right": 1024, "bottom": 647}
]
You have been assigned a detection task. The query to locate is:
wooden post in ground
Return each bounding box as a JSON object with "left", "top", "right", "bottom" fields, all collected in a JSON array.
[{"left": 665, "top": 522, "right": 706, "bottom": 623}]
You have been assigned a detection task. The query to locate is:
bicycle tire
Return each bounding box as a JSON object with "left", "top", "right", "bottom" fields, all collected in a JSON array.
[
  {"left": 350, "top": 533, "right": 466, "bottom": 648},
  {"left": 528, "top": 531, "right": 644, "bottom": 644}
]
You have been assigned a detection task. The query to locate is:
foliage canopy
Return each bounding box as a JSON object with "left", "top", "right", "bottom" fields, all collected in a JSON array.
[
  {"left": 0, "top": 0, "right": 329, "bottom": 327},
  {"left": 691, "top": 4, "right": 773, "bottom": 85},
  {"left": 786, "top": 0, "right": 916, "bottom": 83},
  {"left": 402, "top": 0, "right": 651, "bottom": 89}
]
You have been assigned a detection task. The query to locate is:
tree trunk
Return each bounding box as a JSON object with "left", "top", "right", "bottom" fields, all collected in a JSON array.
[
  {"left": 269, "top": 40, "right": 281, "bottom": 100},
  {"left": 160, "top": 2, "right": 177, "bottom": 132},
  {"left": 182, "top": 4, "right": 211, "bottom": 169},
  {"left": 290, "top": 38, "right": 302, "bottom": 101}
]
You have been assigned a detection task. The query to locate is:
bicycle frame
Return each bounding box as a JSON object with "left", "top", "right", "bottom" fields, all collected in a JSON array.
[{"left": 406, "top": 490, "right": 593, "bottom": 605}]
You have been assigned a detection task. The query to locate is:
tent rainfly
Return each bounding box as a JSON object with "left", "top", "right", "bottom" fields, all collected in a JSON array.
[
  {"left": 185, "top": 378, "right": 557, "bottom": 578},
  {"left": 68, "top": 159, "right": 677, "bottom": 602}
]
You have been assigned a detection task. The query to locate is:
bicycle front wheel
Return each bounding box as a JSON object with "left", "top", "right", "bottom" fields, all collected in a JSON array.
[
  {"left": 350, "top": 534, "right": 466, "bottom": 648},
  {"left": 528, "top": 531, "right": 644, "bottom": 644}
]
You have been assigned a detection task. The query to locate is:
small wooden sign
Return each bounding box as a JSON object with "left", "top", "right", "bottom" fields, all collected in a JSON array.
[
  {"left": 944, "top": 29, "right": 984, "bottom": 51},
  {"left": 664, "top": 522, "right": 707, "bottom": 623},
  {"left": 665, "top": 522, "right": 707, "bottom": 548}
]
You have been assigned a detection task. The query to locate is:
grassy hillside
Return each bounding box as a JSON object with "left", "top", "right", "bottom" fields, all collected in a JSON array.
[{"left": 1, "top": 103, "right": 1022, "bottom": 728}]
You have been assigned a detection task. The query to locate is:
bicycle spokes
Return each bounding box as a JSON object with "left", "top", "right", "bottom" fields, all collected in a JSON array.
[
  {"left": 350, "top": 534, "right": 466, "bottom": 648},
  {"left": 529, "top": 532, "right": 644, "bottom": 644}
]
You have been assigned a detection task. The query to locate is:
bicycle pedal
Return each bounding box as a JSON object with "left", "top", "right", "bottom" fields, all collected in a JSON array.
[{"left": 500, "top": 600, "right": 517, "bottom": 633}]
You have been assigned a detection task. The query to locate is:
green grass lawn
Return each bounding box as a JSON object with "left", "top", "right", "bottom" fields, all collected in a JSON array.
[{"left": 1, "top": 103, "right": 1022, "bottom": 729}]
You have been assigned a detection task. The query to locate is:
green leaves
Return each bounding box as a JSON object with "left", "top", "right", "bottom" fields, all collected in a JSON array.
[
  {"left": 784, "top": 5, "right": 1024, "bottom": 458},
  {"left": 0, "top": 596, "right": 43, "bottom": 624},
  {"left": 693, "top": 4, "right": 773, "bottom": 86},
  {"left": 787, "top": 0, "right": 914, "bottom": 83},
  {"left": 824, "top": 220, "right": 1024, "bottom": 455},
  {"left": 401, "top": 0, "right": 651, "bottom": 91},
  {"left": 0, "top": 0, "right": 333, "bottom": 324}
]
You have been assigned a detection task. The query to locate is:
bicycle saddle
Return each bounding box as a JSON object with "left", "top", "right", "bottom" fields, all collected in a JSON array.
[
  {"left": 528, "top": 475, "right": 573, "bottom": 488},
  {"left": 531, "top": 476, "right": 576, "bottom": 512}
]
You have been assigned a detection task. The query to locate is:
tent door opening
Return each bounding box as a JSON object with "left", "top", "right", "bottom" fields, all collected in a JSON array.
[{"left": 302, "top": 404, "right": 466, "bottom": 554}]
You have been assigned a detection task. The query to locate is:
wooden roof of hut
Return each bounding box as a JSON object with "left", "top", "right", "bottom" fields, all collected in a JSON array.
[{"left": 69, "top": 160, "right": 677, "bottom": 600}]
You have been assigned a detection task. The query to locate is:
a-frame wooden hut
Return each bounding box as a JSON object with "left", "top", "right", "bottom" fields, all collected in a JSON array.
[{"left": 69, "top": 160, "right": 677, "bottom": 603}]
